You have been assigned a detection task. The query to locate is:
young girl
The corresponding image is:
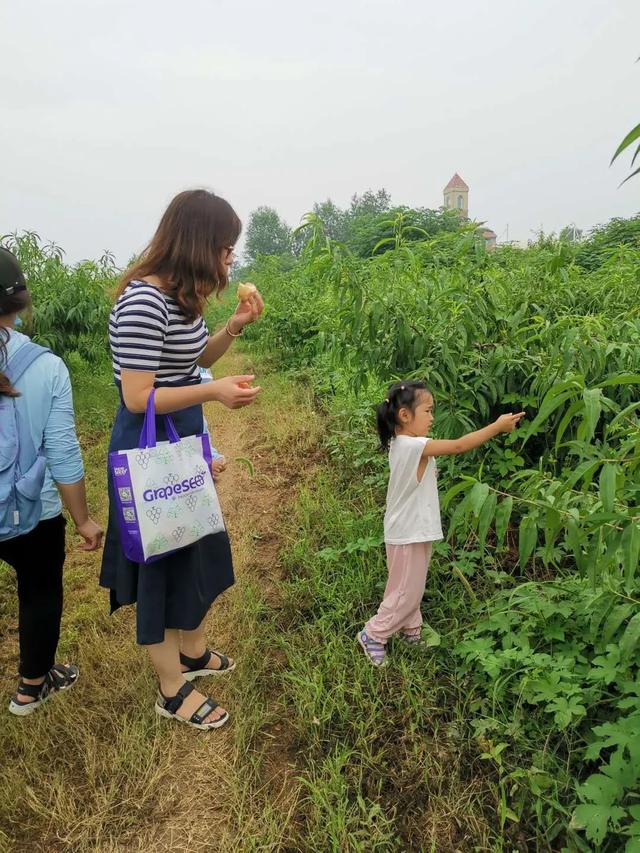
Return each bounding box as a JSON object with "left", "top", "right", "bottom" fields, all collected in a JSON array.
[
  {"left": 100, "top": 189, "right": 263, "bottom": 731},
  {"left": 358, "top": 381, "right": 525, "bottom": 667}
]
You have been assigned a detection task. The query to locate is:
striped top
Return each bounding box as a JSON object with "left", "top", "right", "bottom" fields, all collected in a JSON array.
[{"left": 109, "top": 280, "right": 209, "bottom": 384}]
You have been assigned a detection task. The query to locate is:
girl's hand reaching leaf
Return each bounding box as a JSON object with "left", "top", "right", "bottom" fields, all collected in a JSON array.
[{"left": 495, "top": 412, "right": 526, "bottom": 433}]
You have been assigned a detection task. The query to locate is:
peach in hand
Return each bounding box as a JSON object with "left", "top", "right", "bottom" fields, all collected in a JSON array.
[{"left": 236, "top": 282, "right": 257, "bottom": 302}]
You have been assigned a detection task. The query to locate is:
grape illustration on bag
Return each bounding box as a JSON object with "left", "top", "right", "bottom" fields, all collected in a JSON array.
[
  {"left": 109, "top": 390, "right": 225, "bottom": 564},
  {"left": 135, "top": 450, "right": 151, "bottom": 470}
]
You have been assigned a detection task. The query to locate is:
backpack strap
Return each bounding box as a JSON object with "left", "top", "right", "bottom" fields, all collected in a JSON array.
[{"left": 5, "top": 342, "right": 51, "bottom": 386}]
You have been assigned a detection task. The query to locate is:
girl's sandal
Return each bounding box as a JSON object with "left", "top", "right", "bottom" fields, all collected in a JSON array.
[
  {"left": 179, "top": 648, "right": 236, "bottom": 681},
  {"left": 8, "top": 663, "right": 79, "bottom": 717},
  {"left": 155, "top": 681, "right": 229, "bottom": 730},
  {"left": 357, "top": 630, "right": 387, "bottom": 667},
  {"left": 398, "top": 631, "right": 427, "bottom": 648}
]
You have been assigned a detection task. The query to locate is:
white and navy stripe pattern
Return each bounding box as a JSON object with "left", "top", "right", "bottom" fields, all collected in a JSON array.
[{"left": 109, "top": 281, "right": 209, "bottom": 384}]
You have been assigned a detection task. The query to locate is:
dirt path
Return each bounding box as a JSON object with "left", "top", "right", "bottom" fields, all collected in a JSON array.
[
  {"left": 0, "top": 349, "right": 317, "bottom": 853},
  {"left": 116, "top": 350, "right": 316, "bottom": 852}
]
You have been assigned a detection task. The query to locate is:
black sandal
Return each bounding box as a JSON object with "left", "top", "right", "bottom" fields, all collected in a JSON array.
[
  {"left": 155, "top": 681, "right": 229, "bottom": 730},
  {"left": 179, "top": 648, "right": 236, "bottom": 681},
  {"left": 9, "top": 663, "right": 79, "bottom": 717}
]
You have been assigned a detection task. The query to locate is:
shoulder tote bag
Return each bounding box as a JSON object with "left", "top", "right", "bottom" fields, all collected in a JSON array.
[{"left": 109, "top": 390, "right": 225, "bottom": 564}]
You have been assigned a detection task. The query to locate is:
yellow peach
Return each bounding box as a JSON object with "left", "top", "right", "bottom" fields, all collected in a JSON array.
[{"left": 236, "top": 282, "right": 257, "bottom": 302}]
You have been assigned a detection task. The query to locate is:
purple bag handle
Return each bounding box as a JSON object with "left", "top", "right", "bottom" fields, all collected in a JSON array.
[{"left": 139, "top": 389, "right": 181, "bottom": 448}]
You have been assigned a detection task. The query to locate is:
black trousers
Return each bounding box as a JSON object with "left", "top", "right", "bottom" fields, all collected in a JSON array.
[{"left": 0, "top": 515, "right": 66, "bottom": 678}]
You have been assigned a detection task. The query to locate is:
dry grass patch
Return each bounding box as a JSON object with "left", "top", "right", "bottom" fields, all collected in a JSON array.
[{"left": 0, "top": 351, "right": 321, "bottom": 852}]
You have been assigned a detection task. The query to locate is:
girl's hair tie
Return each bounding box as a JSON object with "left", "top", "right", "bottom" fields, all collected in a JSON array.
[{"left": 384, "top": 398, "right": 390, "bottom": 404}]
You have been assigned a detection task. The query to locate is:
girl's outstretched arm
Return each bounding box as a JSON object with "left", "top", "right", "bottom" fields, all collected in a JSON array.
[{"left": 423, "top": 412, "right": 525, "bottom": 457}]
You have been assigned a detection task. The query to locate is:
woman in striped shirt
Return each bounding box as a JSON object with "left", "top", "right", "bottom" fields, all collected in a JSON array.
[{"left": 100, "top": 189, "right": 263, "bottom": 731}]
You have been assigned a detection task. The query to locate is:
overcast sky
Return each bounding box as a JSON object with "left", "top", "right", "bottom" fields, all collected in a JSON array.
[{"left": 1, "top": 0, "right": 638, "bottom": 263}]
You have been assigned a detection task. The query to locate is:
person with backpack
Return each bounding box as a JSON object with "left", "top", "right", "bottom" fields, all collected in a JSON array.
[{"left": 0, "top": 247, "right": 103, "bottom": 716}]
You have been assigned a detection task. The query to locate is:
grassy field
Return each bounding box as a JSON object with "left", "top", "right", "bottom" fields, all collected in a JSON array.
[
  {"left": 1, "top": 220, "right": 640, "bottom": 850},
  {"left": 0, "top": 349, "right": 516, "bottom": 852}
]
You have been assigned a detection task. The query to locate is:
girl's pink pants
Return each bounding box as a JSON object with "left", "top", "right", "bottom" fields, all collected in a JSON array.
[{"left": 365, "top": 541, "right": 433, "bottom": 643}]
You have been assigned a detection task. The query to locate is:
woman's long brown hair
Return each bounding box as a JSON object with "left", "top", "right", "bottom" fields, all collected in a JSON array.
[{"left": 116, "top": 190, "right": 242, "bottom": 321}]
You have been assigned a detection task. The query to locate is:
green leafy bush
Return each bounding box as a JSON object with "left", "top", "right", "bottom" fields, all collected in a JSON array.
[
  {"left": 246, "top": 214, "right": 640, "bottom": 848},
  {"left": 1, "top": 231, "right": 116, "bottom": 362}
]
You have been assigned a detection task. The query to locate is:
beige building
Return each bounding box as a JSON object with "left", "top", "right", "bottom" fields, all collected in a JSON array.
[
  {"left": 443, "top": 173, "right": 496, "bottom": 250},
  {"left": 443, "top": 173, "right": 469, "bottom": 216}
]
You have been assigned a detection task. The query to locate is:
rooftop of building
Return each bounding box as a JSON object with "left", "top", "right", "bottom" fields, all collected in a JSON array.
[{"left": 444, "top": 173, "right": 469, "bottom": 192}]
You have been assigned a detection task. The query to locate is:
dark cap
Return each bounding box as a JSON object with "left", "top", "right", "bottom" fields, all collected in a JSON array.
[{"left": 0, "top": 247, "right": 27, "bottom": 295}]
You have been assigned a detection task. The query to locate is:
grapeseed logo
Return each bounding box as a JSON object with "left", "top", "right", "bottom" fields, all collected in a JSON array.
[{"left": 143, "top": 473, "right": 206, "bottom": 502}]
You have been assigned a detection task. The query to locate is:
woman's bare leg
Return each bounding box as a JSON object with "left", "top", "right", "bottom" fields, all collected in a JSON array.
[{"left": 180, "top": 618, "right": 235, "bottom": 671}]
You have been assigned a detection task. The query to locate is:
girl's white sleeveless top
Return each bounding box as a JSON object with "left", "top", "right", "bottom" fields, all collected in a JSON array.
[{"left": 383, "top": 435, "right": 444, "bottom": 545}]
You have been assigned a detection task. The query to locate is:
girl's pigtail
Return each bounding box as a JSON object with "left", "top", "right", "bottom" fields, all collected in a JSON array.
[{"left": 376, "top": 397, "right": 396, "bottom": 451}]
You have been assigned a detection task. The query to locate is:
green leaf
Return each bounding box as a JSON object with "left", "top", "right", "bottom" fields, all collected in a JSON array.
[
  {"left": 518, "top": 515, "right": 537, "bottom": 567},
  {"left": 609, "top": 401, "right": 640, "bottom": 431},
  {"left": 611, "top": 122, "right": 640, "bottom": 164},
  {"left": 548, "top": 695, "right": 586, "bottom": 728},
  {"left": 555, "top": 398, "right": 585, "bottom": 449},
  {"left": 585, "top": 527, "right": 603, "bottom": 590},
  {"left": 447, "top": 492, "right": 472, "bottom": 539},
  {"left": 543, "top": 506, "right": 562, "bottom": 551},
  {"left": 597, "top": 373, "right": 640, "bottom": 389},
  {"left": 589, "top": 591, "right": 615, "bottom": 642},
  {"left": 580, "top": 387, "right": 603, "bottom": 444},
  {"left": 494, "top": 496, "right": 513, "bottom": 548},
  {"left": 623, "top": 522, "right": 640, "bottom": 591},
  {"left": 565, "top": 458, "right": 601, "bottom": 491},
  {"left": 586, "top": 713, "right": 640, "bottom": 762},
  {"left": 372, "top": 237, "right": 396, "bottom": 254},
  {"left": 620, "top": 612, "right": 640, "bottom": 661},
  {"left": 566, "top": 517, "right": 586, "bottom": 573},
  {"left": 469, "top": 481, "right": 490, "bottom": 518},
  {"left": 599, "top": 463, "right": 617, "bottom": 513},
  {"left": 477, "top": 491, "right": 497, "bottom": 549},
  {"left": 442, "top": 477, "right": 474, "bottom": 511},
  {"left": 601, "top": 604, "right": 634, "bottom": 645},
  {"left": 527, "top": 671, "right": 563, "bottom": 703},
  {"left": 578, "top": 770, "right": 623, "bottom": 806},
  {"left": 520, "top": 383, "right": 578, "bottom": 445},
  {"left": 625, "top": 836, "right": 640, "bottom": 852},
  {"left": 620, "top": 164, "right": 640, "bottom": 187},
  {"left": 589, "top": 645, "right": 621, "bottom": 685},
  {"left": 421, "top": 623, "right": 441, "bottom": 647},
  {"left": 572, "top": 803, "right": 626, "bottom": 845},
  {"left": 601, "top": 747, "right": 640, "bottom": 788}
]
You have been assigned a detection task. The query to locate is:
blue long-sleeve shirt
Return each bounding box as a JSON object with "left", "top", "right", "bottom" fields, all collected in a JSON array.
[{"left": 5, "top": 330, "right": 84, "bottom": 521}]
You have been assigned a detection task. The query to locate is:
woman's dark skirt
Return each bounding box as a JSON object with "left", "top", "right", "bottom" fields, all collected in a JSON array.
[{"left": 99, "top": 385, "right": 234, "bottom": 645}]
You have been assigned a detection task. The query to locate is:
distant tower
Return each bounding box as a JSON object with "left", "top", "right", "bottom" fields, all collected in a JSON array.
[{"left": 443, "top": 173, "right": 469, "bottom": 217}]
